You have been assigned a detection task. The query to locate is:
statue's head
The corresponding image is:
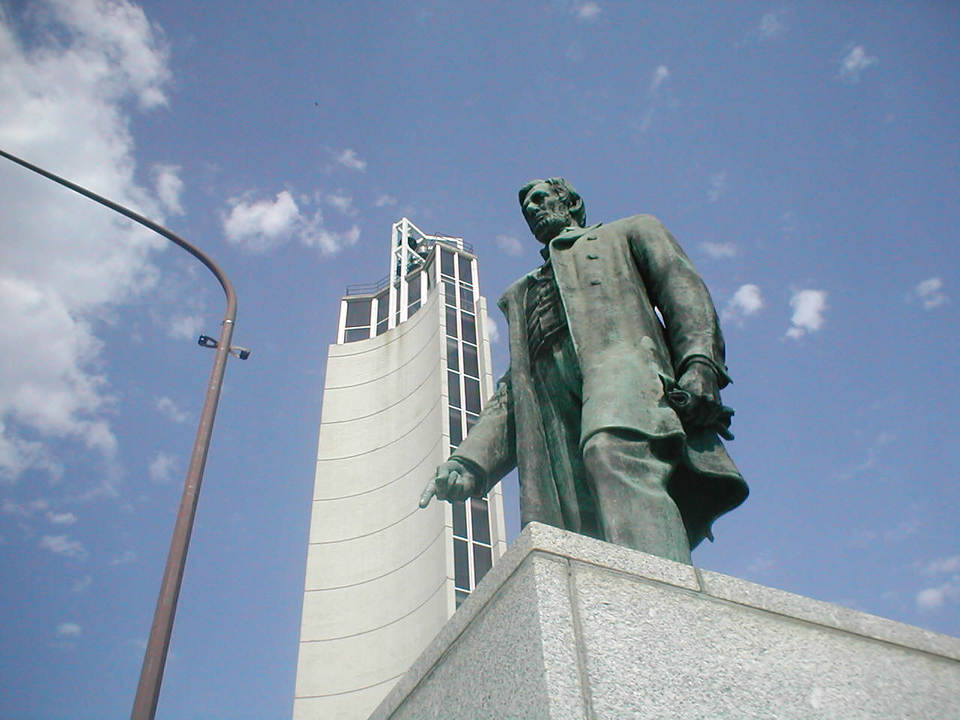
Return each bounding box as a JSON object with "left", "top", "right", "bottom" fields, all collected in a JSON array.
[{"left": 518, "top": 178, "right": 586, "bottom": 244}]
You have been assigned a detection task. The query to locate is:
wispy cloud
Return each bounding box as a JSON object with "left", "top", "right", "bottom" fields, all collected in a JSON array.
[
  {"left": 110, "top": 549, "right": 137, "bottom": 565},
  {"left": 495, "top": 234, "right": 524, "bottom": 257},
  {"left": 707, "top": 171, "right": 728, "bottom": 203},
  {"left": 638, "top": 65, "right": 671, "bottom": 134},
  {"left": 738, "top": 8, "right": 788, "bottom": 46},
  {"left": 40, "top": 534, "right": 88, "bottom": 559},
  {"left": 155, "top": 396, "right": 188, "bottom": 423},
  {"left": 838, "top": 45, "right": 878, "bottom": 84},
  {"left": 649, "top": 64, "right": 670, "bottom": 94},
  {"left": 56, "top": 622, "right": 82, "bottom": 638},
  {"left": 326, "top": 191, "right": 356, "bottom": 216},
  {"left": 335, "top": 148, "right": 367, "bottom": 172},
  {"left": 148, "top": 450, "right": 177, "bottom": 484},
  {"left": 46, "top": 510, "right": 77, "bottom": 525},
  {"left": 723, "top": 284, "right": 764, "bottom": 324},
  {"left": 786, "top": 289, "right": 828, "bottom": 339},
  {"left": 573, "top": 2, "right": 602, "bottom": 21},
  {"left": 166, "top": 314, "right": 203, "bottom": 341},
  {"left": 916, "top": 554, "right": 960, "bottom": 611},
  {"left": 0, "top": 0, "right": 172, "bottom": 482},
  {"left": 484, "top": 313, "right": 500, "bottom": 344},
  {"left": 908, "top": 277, "right": 948, "bottom": 310},
  {"left": 701, "top": 241, "right": 737, "bottom": 259},
  {"left": 374, "top": 194, "right": 397, "bottom": 208},
  {"left": 152, "top": 164, "right": 184, "bottom": 216},
  {"left": 72, "top": 575, "right": 92, "bottom": 593},
  {"left": 2, "top": 498, "right": 49, "bottom": 517}
]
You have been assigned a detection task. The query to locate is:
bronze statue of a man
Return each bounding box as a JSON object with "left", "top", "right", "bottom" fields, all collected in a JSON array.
[{"left": 420, "top": 178, "right": 747, "bottom": 564}]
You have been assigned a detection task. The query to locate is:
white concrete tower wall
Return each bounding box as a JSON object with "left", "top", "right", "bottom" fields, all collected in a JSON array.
[
  {"left": 293, "top": 220, "right": 507, "bottom": 719},
  {"left": 295, "top": 290, "right": 448, "bottom": 718}
]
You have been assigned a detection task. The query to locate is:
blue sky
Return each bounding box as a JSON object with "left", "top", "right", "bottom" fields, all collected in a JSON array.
[{"left": 1, "top": 1, "right": 958, "bottom": 718}]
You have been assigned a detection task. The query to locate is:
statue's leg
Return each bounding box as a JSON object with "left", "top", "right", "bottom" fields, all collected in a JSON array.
[{"left": 582, "top": 431, "right": 692, "bottom": 564}]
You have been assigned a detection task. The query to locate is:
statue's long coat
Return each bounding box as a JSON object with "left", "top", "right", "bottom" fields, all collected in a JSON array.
[{"left": 455, "top": 215, "right": 748, "bottom": 547}]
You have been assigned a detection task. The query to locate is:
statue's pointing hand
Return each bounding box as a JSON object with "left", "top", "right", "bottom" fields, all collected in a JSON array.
[{"left": 418, "top": 459, "right": 481, "bottom": 508}]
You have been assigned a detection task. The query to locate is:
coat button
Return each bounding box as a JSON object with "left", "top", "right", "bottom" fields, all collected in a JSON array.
[
  {"left": 587, "top": 253, "right": 599, "bottom": 259},
  {"left": 590, "top": 279, "right": 602, "bottom": 285}
]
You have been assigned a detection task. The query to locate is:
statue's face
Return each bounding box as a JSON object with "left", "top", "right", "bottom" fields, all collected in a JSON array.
[{"left": 522, "top": 182, "right": 575, "bottom": 244}]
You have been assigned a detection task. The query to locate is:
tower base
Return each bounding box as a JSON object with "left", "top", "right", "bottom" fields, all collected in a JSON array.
[{"left": 370, "top": 522, "right": 960, "bottom": 720}]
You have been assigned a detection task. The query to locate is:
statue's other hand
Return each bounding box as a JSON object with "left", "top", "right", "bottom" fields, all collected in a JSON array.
[
  {"left": 418, "top": 460, "right": 480, "bottom": 508},
  {"left": 673, "top": 365, "right": 734, "bottom": 439}
]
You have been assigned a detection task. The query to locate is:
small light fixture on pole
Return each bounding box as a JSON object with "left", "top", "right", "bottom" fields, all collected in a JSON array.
[{"left": 0, "top": 149, "right": 249, "bottom": 720}]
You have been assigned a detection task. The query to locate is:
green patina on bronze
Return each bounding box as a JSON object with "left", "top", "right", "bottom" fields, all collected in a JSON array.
[{"left": 420, "top": 178, "right": 747, "bottom": 564}]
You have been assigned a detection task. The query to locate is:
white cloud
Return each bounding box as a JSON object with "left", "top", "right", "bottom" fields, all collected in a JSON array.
[
  {"left": 152, "top": 164, "right": 183, "bottom": 216},
  {"left": 148, "top": 450, "right": 177, "bottom": 484},
  {"left": 46, "top": 510, "right": 77, "bottom": 525},
  {"left": 757, "top": 9, "right": 786, "bottom": 38},
  {"left": 166, "top": 314, "right": 203, "bottom": 340},
  {"left": 374, "top": 194, "right": 397, "bottom": 208},
  {"left": 574, "top": 2, "right": 602, "bottom": 21},
  {"left": 222, "top": 191, "right": 359, "bottom": 256},
  {"left": 222, "top": 190, "right": 301, "bottom": 252},
  {"left": 723, "top": 284, "right": 764, "bottom": 323},
  {"left": 72, "top": 574, "right": 92, "bottom": 592},
  {"left": 40, "top": 534, "right": 88, "bottom": 559},
  {"left": 335, "top": 148, "right": 367, "bottom": 172},
  {"left": 738, "top": 8, "right": 787, "bottom": 46},
  {"left": 838, "top": 45, "right": 878, "bottom": 84},
  {"left": 701, "top": 241, "right": 737, "bottom": 259},
  {"left": 56, "top": 622, "right": 83, "bottom": 638},
  {"left": 326, "top": 191, "right": 356, "bottom": 216},
  {"left": 923, "top": 555, "right": 960, "bottom": 574},
  {"left": 154, "top": 396, "right": 188, "bottom": 423},
  {"left": 484, "top": 313, "right": 500, "bottom": 344},
  {"left": 110, "top": 548, "right": 137, "bottom": 565},
  {"left": 916, "top": 581, "right": 960, "bottom": 611},
  {"left": 2, "top": 498, "right": 49, "bottom": 516},
  {"left": 707, "top": 171, "right": 728, "bottom": 203},
  {"left": 649, "top": 65, "right": 670, "bottom": 94},
  {"left": 0, "top": 0, "right": 173, "bottom": 482},
  {"left": 909, "top": 277, "right": 948, "bottom": 310},
  {"left": 495, "top": 234, "right": 524, "bottom": 257},
  {"left": 300, "top": 222, "right": 361, "bottom": 257},
  {"left": 786, "top": 289, "right": 828, "bottom": 339},
  {"left": 638, "top": 65, "right": 671, "bottom": 134}
]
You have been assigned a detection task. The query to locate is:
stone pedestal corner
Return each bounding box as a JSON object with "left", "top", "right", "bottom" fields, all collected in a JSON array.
[{"left": 370, "top": 522, "right": 960, "bottom": 720}]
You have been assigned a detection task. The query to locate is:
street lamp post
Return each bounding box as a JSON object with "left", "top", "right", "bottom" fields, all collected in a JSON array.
[{"left": 0, "top": 149, "right": 246, "bottom": 720}]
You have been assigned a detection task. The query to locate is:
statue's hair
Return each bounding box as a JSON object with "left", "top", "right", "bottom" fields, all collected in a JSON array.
[{"left": 518, "top": 178, "right": 586, "bottom": 227}]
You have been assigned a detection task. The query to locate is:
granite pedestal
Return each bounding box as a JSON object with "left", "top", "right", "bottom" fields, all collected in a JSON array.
[{"left": 370, "top": 522, "right": 960, "bottom": 720}]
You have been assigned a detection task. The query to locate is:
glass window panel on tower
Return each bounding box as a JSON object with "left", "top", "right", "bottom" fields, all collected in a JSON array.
[
  {"left": 464, "top": 377, "right": 482, "bottom": 414},
  {"left": 473, "top": 544, "right": 492, "bottom": 584},
  {"left": 470, "top": 498, "right": 490, "bottom": 545},
  {"left": 444, "top": 281, "right": 457, "bottom": 307},
  {"left": 345, "top": 298, "right": 372, "bottom": 328},
  {"left": 461, "top": 313, "right": 477, "bottom": 345},
  {"left": 453, "top": 501, "right": 467, "bottom": 538},
  {"left": 447, "top": 371, "right": 461, "bottom": 408},
  {"left": 448, "top": 406, "right": 463, "bottom": 445},
  {"left": 441, "top": 248, "right": 455, "bottom": 278},
  {"left": 454, "top": 539, "right": 470, "bottom": 590},
  {"left": 462, "top": 343, "right": 479, "bottom": 378},
  {"left": 445, "top": 307, "right": 458, "bottom": 338},
  {"left": 459, "top": 285, "right": 474, "bottom": 313},
  {"left": 458, "top": 254, "right": 473, "bottom": 284},
  {"left": 446, "top": 337, "right": 459, "bottom": 372}
]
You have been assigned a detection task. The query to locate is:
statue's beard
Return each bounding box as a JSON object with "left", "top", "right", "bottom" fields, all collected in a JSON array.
[{"left": 531, "top": 211, "right": 571, "bottom": 243}]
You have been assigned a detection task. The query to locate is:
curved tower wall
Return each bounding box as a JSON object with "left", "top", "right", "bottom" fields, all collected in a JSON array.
[{"left": 293, "top": 220, "right": 507, "bottom": 719}]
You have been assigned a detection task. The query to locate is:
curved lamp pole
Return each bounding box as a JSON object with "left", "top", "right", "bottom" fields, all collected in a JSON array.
[{"left": 0, "top": 149, "right": 245, "bottom": 720}]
